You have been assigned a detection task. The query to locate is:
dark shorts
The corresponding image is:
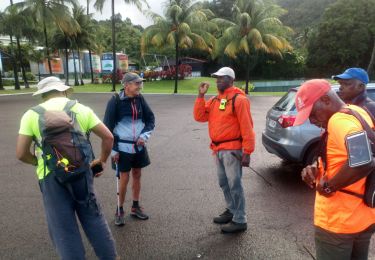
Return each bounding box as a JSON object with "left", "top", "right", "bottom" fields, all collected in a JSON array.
[
  {"left": 315, "top": 225, "right": 375, "bottom": 260},
  {"left": 114, "top": 147, "right": 150, "bottom": 172}
]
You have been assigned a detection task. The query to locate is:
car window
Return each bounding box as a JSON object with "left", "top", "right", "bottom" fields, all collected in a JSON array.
[
  {"left": 272, "top": 90, "right": 296, "bottom": 112},
  {"left": 367, "top": 89, "right": 375, "bottom": 101}
]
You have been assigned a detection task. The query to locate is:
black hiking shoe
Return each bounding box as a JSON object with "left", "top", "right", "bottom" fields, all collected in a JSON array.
[
  {"left": 130, "top": 206, "right": 149, "bottom": 220},
  {"left": 221, "top": 221, "right": 247, "bottom": 234},
  {"left": 213, "top": 209, "right": 233, "bottom": 224}
]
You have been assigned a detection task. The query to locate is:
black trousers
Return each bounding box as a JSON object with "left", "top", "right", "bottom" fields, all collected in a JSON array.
[{"left": 315, "top": 225, "right": 375, "bottom": 260}]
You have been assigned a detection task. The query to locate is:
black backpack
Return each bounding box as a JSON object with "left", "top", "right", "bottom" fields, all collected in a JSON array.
[
  {"left": 32, "top": 100, "right": 93, "bottom": 184},
  {"left": 339, "top": 108, "right": 375, "bottom": 208}
]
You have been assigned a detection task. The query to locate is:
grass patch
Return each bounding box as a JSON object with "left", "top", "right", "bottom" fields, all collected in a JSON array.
[
  {"left": 0, "top": 87, "right": 35, "bottom": 94},
  {"left": 0, "top": 77, "right": 286, "bottom": 96}
]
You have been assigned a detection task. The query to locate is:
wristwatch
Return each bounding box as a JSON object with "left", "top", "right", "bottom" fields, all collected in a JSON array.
[{"left": 322, "top": 181, "right": 334, "bottom": 194}]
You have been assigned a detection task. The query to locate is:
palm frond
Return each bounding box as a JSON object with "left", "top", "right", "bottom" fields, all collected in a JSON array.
[
  {"left": 142, "top": 0, "right": 217, "bottom": 59},
  {"left": 239, "top": 36, "right": 249, "bottom": 54},
  {"left": 178, "top": 22, "right": 191, "bottom": 35},
  {"left": 179, "top": 35, "right": 193, "bottom": 48},
  {"left": 167, "top": 4, "right": 183, "bottom": 24},
  {"left": 189, "top": 33, "right": 209, "bottom": 51},
  {"left": 239, "top": 13, "right": 251, "bottom": 30},
  {"left": 222, "top": 26, "right": 240, "bottom": 41},
  {"left": 166, "top": 32, "right": 176, "bottom": 45},
  {"left": 224, "top": 39, "right": 240, "bottom": 59},
  {"left": 263, "top": 34, "right": 284, "bottom": 56},
  {"left": 247, "top": 28, "right": 263, "bottom": 49},
  {"left": 256, "top": 17, "right": 282, "bottom": 30},
  {"left": 151, "top": 33, "right": 165, "bottom": 47},
  {"left": 210, "top": 18, "right": 236, "bottom": 28},
  {"left": 93, "top": 0, "right": 105, "bottom": 12}
]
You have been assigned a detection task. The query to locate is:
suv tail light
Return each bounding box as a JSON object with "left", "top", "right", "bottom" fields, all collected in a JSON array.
[{"left": 278, "top": 115, "right": 296, "bottom": 128}]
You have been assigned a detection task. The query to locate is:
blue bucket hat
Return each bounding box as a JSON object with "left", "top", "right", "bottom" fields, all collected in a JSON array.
[{"left": 332, "top": 68, "right": 369, "bottom": 84}]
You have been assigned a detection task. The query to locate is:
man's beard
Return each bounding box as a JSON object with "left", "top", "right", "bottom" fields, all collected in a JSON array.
[{"left": 217, "top": 83, "right": 230, "bottom": 92}]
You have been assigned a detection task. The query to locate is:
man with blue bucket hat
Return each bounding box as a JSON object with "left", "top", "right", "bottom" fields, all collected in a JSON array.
[{"left": 333, "top": 67, "right": 375, "bottom": 116}]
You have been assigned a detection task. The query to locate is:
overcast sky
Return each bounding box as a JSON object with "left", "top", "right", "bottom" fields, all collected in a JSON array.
[
  {"left": 1, "top": 0, "right": 165, "bottom": 28},
  {"left": 85, "top": 0, "right": 165, "bottom": 27}
]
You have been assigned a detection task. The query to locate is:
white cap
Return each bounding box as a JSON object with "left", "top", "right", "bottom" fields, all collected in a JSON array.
[
  {"left": 33, "top": 76, "right": 72, "bottom": 96},
  {"left": 211, "top": 67, "right": 235, "bottom": 79}
]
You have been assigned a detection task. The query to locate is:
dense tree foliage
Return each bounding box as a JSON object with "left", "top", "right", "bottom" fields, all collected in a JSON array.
[
  {"left": 2, "top": 0, "right": 373, "bottom": 84},
  {"left": 203, "top": 0, "right": 236, "bottom": 21},
  {"left": 92, "top": 15, "right": 143, "bottom": 60},
  {"left": 213, "top": 0, "right": 292, "bottom": 92},
  {"left": 306, "top": 0, "right": 375, "bottom": 77},
  {"left": 276, "top": 0, "right": 336, "bottom": 34},
  {"left": 93, "top": 0, "right": 147, "bottom": 90},
  {"left": 12, "top": 0, "right": 78, "bottom": 75}
]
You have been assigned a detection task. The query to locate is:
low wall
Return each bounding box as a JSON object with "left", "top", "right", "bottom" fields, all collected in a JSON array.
[{"left": 252, "top": 80, "right": 304, "bottom": 92}]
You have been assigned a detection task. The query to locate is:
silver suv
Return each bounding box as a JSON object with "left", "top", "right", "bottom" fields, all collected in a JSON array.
[{"left": 262, "top": 84, "right": 375, "bottom": 165}]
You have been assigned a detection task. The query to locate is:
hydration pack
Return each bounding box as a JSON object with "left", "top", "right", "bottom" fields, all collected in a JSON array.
[{"left": 32, "top": 100, "right": 93, "bottom": 184}]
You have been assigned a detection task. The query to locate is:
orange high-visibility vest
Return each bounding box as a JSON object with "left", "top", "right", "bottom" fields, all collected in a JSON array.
[{"left": 315, "top": 105, "right": 375, "bottom": 234}]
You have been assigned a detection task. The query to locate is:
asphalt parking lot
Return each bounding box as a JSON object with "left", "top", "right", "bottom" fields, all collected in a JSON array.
[{"left": 0, "top": 93, "right": 374, "bottom": 259}]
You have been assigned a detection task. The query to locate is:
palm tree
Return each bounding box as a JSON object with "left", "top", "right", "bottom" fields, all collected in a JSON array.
[
  {"left": 0, "top": 5, "right": 20, "bottom": 89},
  {"left": 93, "top": 0, "right": 148, "bottom": 91},
  {"left": 141, "top": 0, "right": 216, "bottom": 93},
  {"left": 72, "top": 50, "right": 79, "bottom": 85},
  {"left": 13, "top": 0, "right": 77, "bottom": 75},
  {"left": 0, "top": 46, "right": 3, "bottom": 90},
  {"left": 0, "top": 69, "right": 3, "bottom": 90},
  {"left": 0, "top": 47, "right": 14, "bottom": 89},
  {"left": 5, "top": 3, "right": 30, "bottom": 88},
  {"left": 86, "top": 0, "right": 95, "bottom": 84},
  {"left": 71, "top": 3, "right": 97, "bottom": 86},
  {"left": 213, "top": 0, "right": 292, "bottom": 93},
  {"left": 51, "top": 29, "right": 74, "bottom": 85},
  {"left": 28, "top": 48, "right": 45, "bottom": 81},
  {"left": 50, "top": 4, "right": 80, "bottom": 86}
]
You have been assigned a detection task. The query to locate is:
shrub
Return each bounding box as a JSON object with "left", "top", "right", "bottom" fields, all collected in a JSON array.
[
  {"left": 102, "top": 69, "right": 123, "bottom": 84},
  {"left": 6, "top": 71, "right": 14, "bottom": 78},
  {"left": 25, "top": 72, "right": 35, "bottom": 81},
  {"left": 240, "top": 83, "right": 255, "bottom": 92}
]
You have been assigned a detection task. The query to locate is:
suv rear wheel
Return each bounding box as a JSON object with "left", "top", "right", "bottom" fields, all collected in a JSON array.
[{"left": 303, "top": 144, "right": 319, "bottom": 166}]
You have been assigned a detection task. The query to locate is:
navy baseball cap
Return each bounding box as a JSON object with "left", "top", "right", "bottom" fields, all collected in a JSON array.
[{"left": 332, "top": 68, "right": 369, "bottom": 84}]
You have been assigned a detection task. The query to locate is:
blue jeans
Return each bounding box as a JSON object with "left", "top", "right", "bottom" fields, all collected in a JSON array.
[
  {"left": 215, "top": 150, "right": 247, "bottom": 223},
  {"left": 39, "top": 171, "right": 117, "bottom": 260}
]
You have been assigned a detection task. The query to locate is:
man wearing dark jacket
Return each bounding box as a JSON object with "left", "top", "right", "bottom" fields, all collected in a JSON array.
[
  {"left": 104, "top": 72, "right": 155, "bottom": 226},
  {"left": 333, "top": 67, "right": 375, "bottom": 116}
]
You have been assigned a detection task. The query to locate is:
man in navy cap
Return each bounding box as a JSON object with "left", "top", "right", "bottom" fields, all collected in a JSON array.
[{"left": 333, "top": 67, "right": 375, "bottom": 116}]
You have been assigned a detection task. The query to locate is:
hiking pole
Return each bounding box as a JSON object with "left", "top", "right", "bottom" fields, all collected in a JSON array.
[
  {"left": 115, "top": 162, "right": 120, "bottom": 217},
  {"left": 230, "top": 152, "right": 273, "bottom": 187},
  {"left": 249, "top": 166, "right": 273, "bottom": 187}
]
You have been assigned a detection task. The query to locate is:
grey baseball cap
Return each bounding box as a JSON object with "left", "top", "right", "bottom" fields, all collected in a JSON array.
[{"left": 121, "top": 72, "right": 145, "bottom": 84}]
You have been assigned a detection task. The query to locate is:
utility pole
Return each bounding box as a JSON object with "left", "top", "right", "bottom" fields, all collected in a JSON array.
[{"left": 111, "top": 0, "right": 117, "bottom": 92}]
